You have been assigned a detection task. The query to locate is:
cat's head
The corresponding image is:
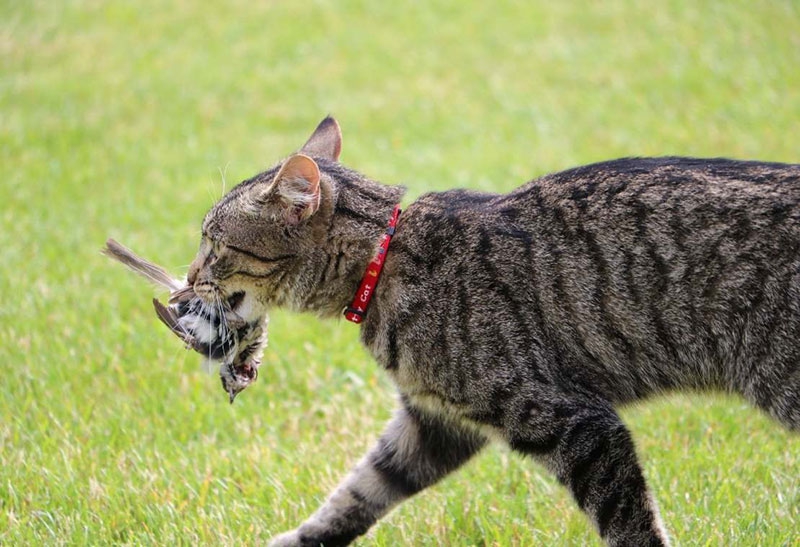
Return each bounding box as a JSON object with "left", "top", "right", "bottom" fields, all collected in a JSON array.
[
  {"left": 184, "top": 117, "right": 404, "bottom": 401},
  {"left": 186, "top": 117, "right": 344, "bottom": 324}
]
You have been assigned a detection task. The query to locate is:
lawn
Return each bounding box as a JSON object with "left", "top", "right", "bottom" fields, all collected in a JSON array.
[{"left": 1, "top": 0, "right": 798, "bottom": 545}]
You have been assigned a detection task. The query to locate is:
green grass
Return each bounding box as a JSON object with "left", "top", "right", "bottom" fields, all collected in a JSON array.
[{"left": 2, "top": 0, "right": 799, "bottom": 544}]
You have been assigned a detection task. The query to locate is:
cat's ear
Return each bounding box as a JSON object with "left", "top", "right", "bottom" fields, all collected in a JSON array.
[
  {"left": 267, "top": 154, "right": 321, "bottom": 225},
  {"left": 300, "top": 116, "right": 342, "bottom": 161}
]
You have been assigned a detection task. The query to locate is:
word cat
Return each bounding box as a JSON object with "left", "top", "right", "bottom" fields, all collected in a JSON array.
[{"left": 179, "top": 117, "right": 799, "bottom": 546}]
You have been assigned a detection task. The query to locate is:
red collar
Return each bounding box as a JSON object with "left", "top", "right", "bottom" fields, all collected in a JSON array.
[{"left": 344, "top": 204, "right": 402, "bottom": 324}]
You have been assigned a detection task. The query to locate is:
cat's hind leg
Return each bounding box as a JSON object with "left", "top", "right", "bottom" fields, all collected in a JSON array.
[
  {"left": 736, "top": 337, "right": 800, "bottom": 431},
  {"left": 748, "top": 368, "right": 800, "bottom": 431},
  {"left": 775, "top": 378, "right": 800, "bottom": 431},
  {"left": 507, "top": 396, "right": 670, "bottom": 547},
  {"left": 735, "top": 277, "right": 800, "bottom": 431},
  {"left": 269, "top": 401, "right": 487, "bottom": 547}
]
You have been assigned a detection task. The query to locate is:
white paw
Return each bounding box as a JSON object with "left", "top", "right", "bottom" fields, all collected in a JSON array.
[{"left": 268, "top": 529, "right": 301, "bottom": 547}]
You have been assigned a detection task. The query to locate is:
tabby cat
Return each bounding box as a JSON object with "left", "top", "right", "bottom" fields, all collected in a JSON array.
[{"left": 183, "top": 117, "right": 799, "bottom": 546}]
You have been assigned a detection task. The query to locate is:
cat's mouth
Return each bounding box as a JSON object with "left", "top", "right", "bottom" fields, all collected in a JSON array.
[{"left": 195, "top": 285, "right": 246, "bottom": 313}]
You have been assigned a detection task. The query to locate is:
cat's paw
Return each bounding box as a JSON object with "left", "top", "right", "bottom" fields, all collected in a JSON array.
[{"left": 268, "top": 529, "right": 301, "bottom": 547}]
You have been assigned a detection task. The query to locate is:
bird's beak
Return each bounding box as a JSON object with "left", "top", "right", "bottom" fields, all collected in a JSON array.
[{"left": 229, "top": 387, "right": 238, "bottom": 405}]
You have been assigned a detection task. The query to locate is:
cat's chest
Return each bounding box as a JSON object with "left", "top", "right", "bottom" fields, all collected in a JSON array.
[
  {"left": 374, "top": 343, "right": 462, "bottom": 409},
  {"left": 383, "top": 357, "right": 491, "bottom": 428},
  {"left": 401, "top": 388, "right": 507, "bottom": 441}
]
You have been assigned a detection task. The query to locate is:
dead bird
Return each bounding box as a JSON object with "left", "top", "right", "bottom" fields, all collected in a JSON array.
[{"left": 103, "top": 238, "right": 267, "bottom": 403}]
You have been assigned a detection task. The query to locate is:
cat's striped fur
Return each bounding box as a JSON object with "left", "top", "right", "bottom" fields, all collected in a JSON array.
[{"left": 188, "top": 118, "right": 799, "bottom": 546}]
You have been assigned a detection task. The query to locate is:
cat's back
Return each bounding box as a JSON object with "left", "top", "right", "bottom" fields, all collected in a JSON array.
[
  {"left": 385, "top": 156, "right": 800, "bottom": 403},
  {"left": 516, "top": 156, "right": 800, "bottom": 217},
  {"left": 399, "top": 156, "right": 800, "bottom": 269},
  {"left": 409, "top": 156, "right": 800, "bottom": 222}
]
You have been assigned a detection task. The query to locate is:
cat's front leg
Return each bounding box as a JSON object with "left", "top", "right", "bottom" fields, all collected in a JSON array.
[{"left": 269, "top": 402, "right": 486, "bottom": 547}]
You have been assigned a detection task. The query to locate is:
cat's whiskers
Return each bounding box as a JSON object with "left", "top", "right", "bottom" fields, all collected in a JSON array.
[
  {"left": 167, "top": 332, "right": 191, "bottom": 367},
  {"left": 204, "top": 163, "right": 231, "bottom": 205},
  {"left": 212, "top": 289, "right": 235, "bottom": 364},
  {"left": 218, "top": 162, "right": 229, "bottom": 200}
]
